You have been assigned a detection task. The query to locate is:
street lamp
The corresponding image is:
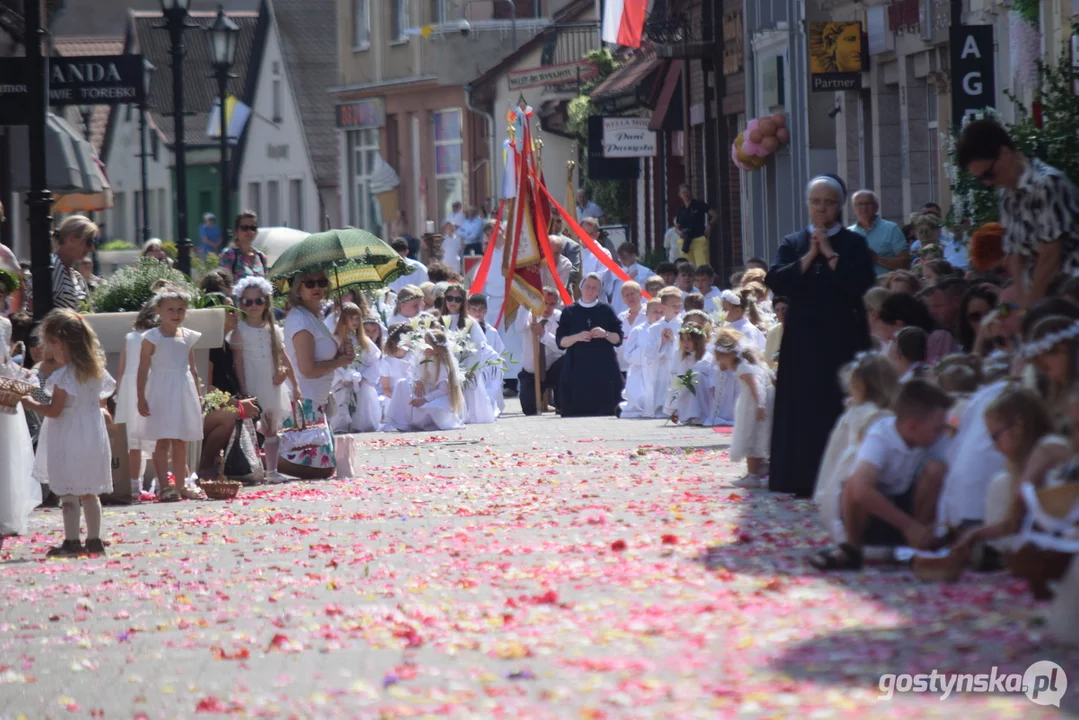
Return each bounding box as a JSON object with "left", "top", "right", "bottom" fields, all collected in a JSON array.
[
  {"left": 207, "top": 5, "right": 239, "bottom": 249},
  {"left": 460, "top": 0, "right": 516, "bottom": 46},
  {"left": 139, "top": 59, "right": 155, "bottom": 242},
  {"left": 158, "top": 0, "right": 192, "bottom": 275},
  {"left": 26, "top": 0, "right": 54, "bottom": 319}
]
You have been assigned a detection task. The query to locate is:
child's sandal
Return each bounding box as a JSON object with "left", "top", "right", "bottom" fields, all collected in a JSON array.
[
  {"left": 808, "top": 542, "right": 864, "bottom": 571},
  {"left": 179, "top": 486, "right": 207, "bottom": 501},
  {"left": 158, "top": 485, "right": 181, "bottom": 503}
]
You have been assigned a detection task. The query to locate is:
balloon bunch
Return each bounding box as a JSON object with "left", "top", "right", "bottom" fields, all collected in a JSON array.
[{"left": 731, "top": 114, "right": 791, "bottom": 171}]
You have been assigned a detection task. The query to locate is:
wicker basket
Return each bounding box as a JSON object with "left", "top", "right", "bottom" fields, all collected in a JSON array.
[
  {"left": 0, "top": 376, "right": 35, "bottom": 415},
  {"left": 197, "top": 478, "right": 242, "bottom": 501}
]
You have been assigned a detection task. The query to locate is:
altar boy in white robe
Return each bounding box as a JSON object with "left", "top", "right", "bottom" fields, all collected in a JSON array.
[{"left": 641, "top": 287, "right": 684, "bottom": 416}]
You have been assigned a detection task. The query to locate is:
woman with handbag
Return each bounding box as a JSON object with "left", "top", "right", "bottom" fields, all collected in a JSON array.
[{"left": 281, "top": 271, "right": 354, "bottom": 479}]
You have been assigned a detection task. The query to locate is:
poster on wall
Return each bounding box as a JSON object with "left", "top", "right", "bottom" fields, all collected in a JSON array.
[
  {"left": 809, "top": 22, "right": 865, "bottom": 92},
  {"left": 949, "top": 25, "right": 996, "bottom": 128}
]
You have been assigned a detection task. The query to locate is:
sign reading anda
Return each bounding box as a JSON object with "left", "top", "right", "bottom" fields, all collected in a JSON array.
[
  {"left": 602, "top": 117, "right": 656, "bottom": 158},
  {"left": 0, "top": 54, "right": 146, "bottom": 124}
]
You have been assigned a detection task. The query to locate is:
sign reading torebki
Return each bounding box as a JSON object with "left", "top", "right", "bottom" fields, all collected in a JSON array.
[
  {"left": 0, "top": 54, "right": 146, "bottom": 124},
  {"left": 602, "top": 117, "right": 656, "bottom": 158},
  {"left": 507, "top": 60, "right": 598, "bottom": 91}
]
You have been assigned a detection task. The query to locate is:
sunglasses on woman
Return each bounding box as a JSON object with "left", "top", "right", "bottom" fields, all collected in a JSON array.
[
  {"left": 240, "top": 297, "right": 266, "bottom": 307},
  {"left": 445, "top": 295, "right": 465, "bottom": 303},
  {"left": 302, "top": 278, "right": 329, "bottom": 289},
  {"left": 239, "top": 224, "right": 258, "bottom": 232}
]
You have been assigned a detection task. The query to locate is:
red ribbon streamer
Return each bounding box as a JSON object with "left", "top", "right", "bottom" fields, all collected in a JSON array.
[{"left": 467, "top": 198, "right": 506, "bottom": 296}]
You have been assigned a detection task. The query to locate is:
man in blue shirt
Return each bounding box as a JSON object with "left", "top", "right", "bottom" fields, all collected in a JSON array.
[
  {"left": 199, "top": 213, "right": 222, "bottom": 257},
  {"left": 849, "top": 190, "right": 910, "bottom": 276},
  {"left": 459, "top": 206, "right": 485, "bottom": 256}
]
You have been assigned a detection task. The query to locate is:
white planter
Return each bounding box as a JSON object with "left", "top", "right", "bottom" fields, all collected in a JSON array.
[
  {"left": 96, "top": 250, "right": 140, "bottom": 277},
  {"left": 84, "top": 308, "right": 227, "bottom": 473}
]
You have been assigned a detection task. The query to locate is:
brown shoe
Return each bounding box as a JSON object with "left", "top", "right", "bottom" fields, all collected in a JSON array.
[
  {"left": 84, "top": 539, "right": 107, "bottom": 556},
  {"left": 46, "top": 540, "right": 83, "bottom": 558}
]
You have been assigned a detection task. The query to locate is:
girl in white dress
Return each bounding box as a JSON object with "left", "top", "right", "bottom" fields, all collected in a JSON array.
[
  {"left": 620, "top": 299, "right": 663, "bottom": 418},
  {"left": 813, "top": 352, "right": 898, "bottom": 541},
  {"left": 440, "top": 283, "right": 496, "bottom": 424},
  {"left": 363, "top": 316, "right": 384, "bottom": 351},
  {"left": 642, "top": 287, "right": 685, "bottom": 417},
  {"left": 137, "top": 288, "right": 205, "bottom": 502},
  {"left": 467, "top": 294, "right": 507, "bottom": 414},
  {"left": 330, "top": 302, "right": 383, "bottom": 433},
  {"left": 24, "top": 310, "right": 114, "bottom": 557},
  {"left": 388, "top": 285, "right": 425, "bottom": 327},
  {"left": 232, "top": 276, "right": 297, "bottom": 481},
  {"left": 721, "top": 288, "right": 767, "bottom": 353},
  {"left": 379, "top": 324, "right": 415, "bottom": 431},
  {"left": 405, "top": 329, "right": 465, "bottom": 431},
  {"left": 0, "top": 314, "right": 39, "bottom": 549},
  {"left": 112, "top": 302, "right": 159, "bottom": 499},
  {"left": 714, "top": 328, "right": 775, "bottom": 489},
  {"left": 617, "top": 282, "right": 648, "bottom": 373},
  {"left": 665, "top": 324, "right": 716, "bottom": 425}
]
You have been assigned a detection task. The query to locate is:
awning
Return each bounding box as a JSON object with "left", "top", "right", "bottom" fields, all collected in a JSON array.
[
  {"left": 649, "top": 60, "right": 683, "bottom": 131},
  {"left": 10, "top": 113, "right": 107, "bottom": 194},
  {"left": 589, "top": 54, "right": 664, "bottom": 106}
]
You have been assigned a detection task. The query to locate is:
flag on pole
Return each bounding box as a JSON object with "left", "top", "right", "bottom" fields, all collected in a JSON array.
[
  {"left": 602, "top": 0, "right": 648, "bottom": 48},
  {"left": 207, "top": 95, "right": 252, "bottom": 140}
]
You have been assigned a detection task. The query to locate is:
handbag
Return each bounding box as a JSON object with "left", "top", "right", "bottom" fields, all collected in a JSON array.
[
  {"left": 280, "top": 400, "right": 332, "bottom": 453},
  {"left": 223, "top": 402, "right": 265, "bottom": 485}
]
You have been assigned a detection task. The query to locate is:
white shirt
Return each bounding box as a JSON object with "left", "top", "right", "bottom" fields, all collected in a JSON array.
[
  {"left": 513, "top": 308, "right": 564, "bottom": 374},
  {"left": 440, "top": 232, "right": 463, "bottom": 274},
  {"left": 856, "top": 416, "right": 950, "bottom": 496},
  {"left": 663, "top": 226, "right": 682, "bottom": 263},
  {"left": 482, "top": 246, "right": 506, "bottom": 297},
  {"left": 448, "top": 210, "right": 468, "bottom": 229},
  {"left": 541, "top": 254, "right": 574, "bottom": 297},
  {"left": 388, "top": 258, "right": 429, "bottom": 293},
  {"left": 617, "top": 307, "right": 648, "bottom": 370},
  {"left": 576, "top": 200, "right": 604, "bottom": 221},
  {"left": 730, "top": 317, "right": 766, "bottom": 353},
  {"left": 698, "top": 287, "right": 722, "bottom": 313},
  {"left": 936, "top": 380, "right": 1008, "bottom": 526},
  {"left": 606, "top": 261, "right": 652, "bottom": 315},
  {"left": 940, "top": 228, "right": 969, "bottom": 269},
  {"left": 284, "top": 306, "right": 340, "bottom": 404},
  {"left": 581, "top": 243, "right": 613, "bottom": 280}
]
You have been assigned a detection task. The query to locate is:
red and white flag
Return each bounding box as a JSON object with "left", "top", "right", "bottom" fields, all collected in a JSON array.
[{"left": 601, "top": 0, "right": 648, "bottom": 48}]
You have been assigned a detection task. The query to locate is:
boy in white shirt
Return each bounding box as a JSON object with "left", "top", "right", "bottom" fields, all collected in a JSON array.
[
  {"left": 810, "top": 379, "right": 952, "bottom": 571},
  {"left": 439, "top": 221, "right": 463, "bottom": 275},
  {"left": 693, "top": 264, "right": 722, "bottom": 313},
  {"left": 606, "top": 242, "right": 652, "bottom": 315},
  {"left": 642, "top": 287, "right": 685, "bottom": 416},
  {"left": 616, "top": 281, "right": 647, "bottom": 372},
  {"left": 620, "top": 298, "right": 663, "bottom": 418}
]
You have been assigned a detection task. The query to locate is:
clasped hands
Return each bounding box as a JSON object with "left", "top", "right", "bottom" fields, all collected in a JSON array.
[
  {"left": 575, "top": 327, "right": 609, "bottom": 343},
  {"left": 804, "top": 228, "right": 838, "bottom": 263}
]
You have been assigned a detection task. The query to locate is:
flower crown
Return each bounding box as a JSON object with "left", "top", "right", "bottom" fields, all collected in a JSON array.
[
  {"left": 151, "top": 287, "right": 192, "bottom": 307},
  {"left": 233, "top": 275, "right": 274, "bottom": 300},
  {"left": 679, "top": 324, "right": 707, "bottom": 337},
  {"left": 721, "top": 289, "right": 741, "bottom": 306},
  {"left": 714, "top": 334, "right": 740, "bottom": 352},
  {"left": 1021, "top": 320, "right": 1079, "bottom": 359}
]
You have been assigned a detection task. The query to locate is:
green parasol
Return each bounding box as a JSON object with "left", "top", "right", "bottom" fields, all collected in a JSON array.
[{"left": 267, "top": 228, "right": 414, "bottom": 293}]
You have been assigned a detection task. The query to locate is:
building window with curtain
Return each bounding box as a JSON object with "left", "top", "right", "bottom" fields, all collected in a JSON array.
[
  {"left": 353, "top": 0, "right": 370, "bottom": 49},
  {"left": 433, "top": 108, "right": 464, "bottom": 226},
  {"left": 267, "top": 180, "right": 281, "bottom": 226},
  {"left": 248, "top": 182, "right": 261, "bottom": 218},
  {"left": 349, "top": 128, "right": 381, "bottom": 232},
  {"left": 391, "top": 0, "right": 408, "bottom": 43},
  {"left": 290, "top": 179, "right": 304, "bottom": 229}
]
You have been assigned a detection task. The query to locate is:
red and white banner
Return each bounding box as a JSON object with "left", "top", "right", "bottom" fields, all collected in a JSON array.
[{"left": 602, "top": 0, "right": 648, "bottom": 48}]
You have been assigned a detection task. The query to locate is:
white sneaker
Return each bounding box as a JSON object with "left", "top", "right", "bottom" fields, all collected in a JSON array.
[
  {"left": 265, "top": 471, "right": 289, "bottom": 484},
  {"left": 732, "top": 473, "right": 766, "bottom": 489}
]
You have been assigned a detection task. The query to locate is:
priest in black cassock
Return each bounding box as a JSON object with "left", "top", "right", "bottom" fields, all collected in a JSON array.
[
  {"left": 766, "top": 176, "right": 876, "bottom": 498},
  {"left": 555, "top": 273, "right": 623, "bottom": 417}
]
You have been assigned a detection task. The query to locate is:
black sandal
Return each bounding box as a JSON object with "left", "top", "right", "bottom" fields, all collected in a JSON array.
[{"left": 808, "top": 542, "right": 864, "bottom": 571}]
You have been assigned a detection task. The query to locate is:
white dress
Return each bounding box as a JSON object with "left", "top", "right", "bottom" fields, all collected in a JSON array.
[
  {"left": 664, "top": 354, "right": 716, "bottom": 424},
  {"left": 446, "top": 315, "right": 498, "bottom": 425},
  {"left": 32, "top": 365, "right": 115, "bottom": 496},
  {"left": 643, "top": 319, "right": 681, "bottom": 417},
  {"left": 619, "top": 322, "right": 653, "bottom": 419},
  {"left": 113, "top": 331, "right": 154, "bottom": 455},
  {"left": 617, "top": 308, "right": 648, "bottom": 372},
  {"left": 235, "top": 321, "right": 291, "bottom": 417},
  {"left": 142, "top": 327, "right": 203, "bottom": 442},
  {"left": 712, "top": 368, "right": 738, "bottom": 426},
  {"left": 379, "top": 354, "right": 414, "bottom": 432},
  {"left": 730, "top": 317, "right": 767, "bottom": 354},
  {"left": 331, "top": 337, "right": 382, "bottom": 433},
  {"left": 0, "top": 317, "right": 39, "bottom": 535},
  {"left": 409, "top": 362, "right": 465, "bottom": 431},
  {"left": 482, "top": 325, "right": 506, "bottom": 413},
  {"left": 729, "top": 363, "right": 774, "bottom": 463}
]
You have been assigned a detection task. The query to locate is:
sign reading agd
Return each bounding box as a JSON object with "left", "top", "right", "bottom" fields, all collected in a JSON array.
[
  {"left": 950, "top": 25, "right": 996, "bottom": 128},
  {"left": 602, "top": 118, "right": 656, "bottom": 158}
]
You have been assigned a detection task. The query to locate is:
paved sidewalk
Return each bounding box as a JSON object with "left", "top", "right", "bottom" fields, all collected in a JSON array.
[{"left": 0, "top": 402, "right": 1075, "bottom": 718}]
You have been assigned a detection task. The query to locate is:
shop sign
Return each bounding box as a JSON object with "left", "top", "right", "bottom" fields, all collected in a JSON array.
[
  {"left": 602, "top": 117, "right": 656, "bottom": 158},
  {"left": 949, "top": 25, "right": 996, "bottom": 127},
  {"left": 335, "top": 98, "right": 384, "bottom": 129},
  {"left": 0, "top": 54, "right": 146, "bottom": 124},
  {"left": 507, "top": 60, "right": 598, "bottom": 91},
  {"left": 809, "top": 22, "right": 865, "bottom": 92}
]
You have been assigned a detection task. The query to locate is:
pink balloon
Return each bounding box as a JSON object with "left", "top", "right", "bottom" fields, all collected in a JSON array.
[
  {"left": 758, "top": 118, "right": 777, "bottom": 136},
  {"left": 776, "top": 127, "right": 791, "bottom": 144},
  {"left": 772, "top": 113, "right": 787, "bottom": 128},
  {"left": 746, "top": 117, "right": 759, "bottom": 132},
  {"left": 741, "top": 136, "right": 762, "bottom": 156},
  {"left": 760, "top": 136, "right": 780, "bottom": 154},
  {"left": 748, "top": 129, "right": 763, "bottom": 144}
]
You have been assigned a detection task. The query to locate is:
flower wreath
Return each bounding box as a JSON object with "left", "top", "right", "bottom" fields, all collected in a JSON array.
[
  {"left": 151, "top": 286, "right": 192, "bottom": 307},
  {"left": 721, "top": 289, "right": 741, "bottom": 306},
  {"left": 714, "top": 335, "right": 740, "bottom": 352},
  {"left": 679, "top": 324, "right": 708, "bottom": 338},
  {"left": 1021, "top": 321, "right": 1079, "bottom": 359},
  {"left": 233, "top": 275, "right": 274, "bottom": 300}
]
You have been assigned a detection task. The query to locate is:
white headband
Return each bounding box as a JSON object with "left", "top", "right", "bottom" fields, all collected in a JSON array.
[
  {"left": 1021, "top": 321, "right": 1079, "bottom": 359},
  {"left": 721, "top": 289, "right": 741, "bottom": 306},
  {"left": 232, "top": 275, "right": 274, "bottom": 300},
  {"left": 808, "top": 175, "right": 846, "bottom": 204}
]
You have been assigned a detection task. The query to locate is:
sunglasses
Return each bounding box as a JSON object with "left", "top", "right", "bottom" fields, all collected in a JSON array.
[
  {"left": 239, "top": 224, "right": 259, "bottom": 232},
  {"left": 301, "top": 278, "right": 329, "bottom": 289},
  {"left": 445, "top": 295, "right": 465, "bottom": 303},
  {"left": 240, "top": 297, "right": 266, "bottom": 307}
]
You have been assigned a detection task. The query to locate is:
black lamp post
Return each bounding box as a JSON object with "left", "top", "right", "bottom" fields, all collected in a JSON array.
[
  {"left": 26, "top": 0, "right": 53, "bottom": 320},
  {"left": 139, "top": 59, "right": 155, "bottom": 243},
  {"left": 158, "top": 0, "right": 192, "bottom": 275},
  {"left": 207, "top": 5, "right": 239, "bottom": 248},
  {"left": 78, "top": 105, "right": 93, "bottom": 142}
]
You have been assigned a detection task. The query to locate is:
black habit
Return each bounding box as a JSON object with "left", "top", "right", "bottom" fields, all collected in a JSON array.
[
  {"left": 765, "top": 227, "right": 875, "bottom": 497},
  {"left": 555, "top": 301, "right": 623, "bottom": 417}
]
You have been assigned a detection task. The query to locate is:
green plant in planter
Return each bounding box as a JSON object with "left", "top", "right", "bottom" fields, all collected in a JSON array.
[
  {"left": 89, "top": 257, "right": 198, "bottom": 313},
  {"left": 99, "top": 239, "right": 137, "bottom": 251}
]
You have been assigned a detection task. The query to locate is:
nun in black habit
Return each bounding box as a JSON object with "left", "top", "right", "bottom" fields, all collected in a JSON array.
[
  {"left": 765, "top": 176, "right": 876, "bottom": 497},
  {"left": 556, "top": 272, "right": 623, "bottom": 417}
]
